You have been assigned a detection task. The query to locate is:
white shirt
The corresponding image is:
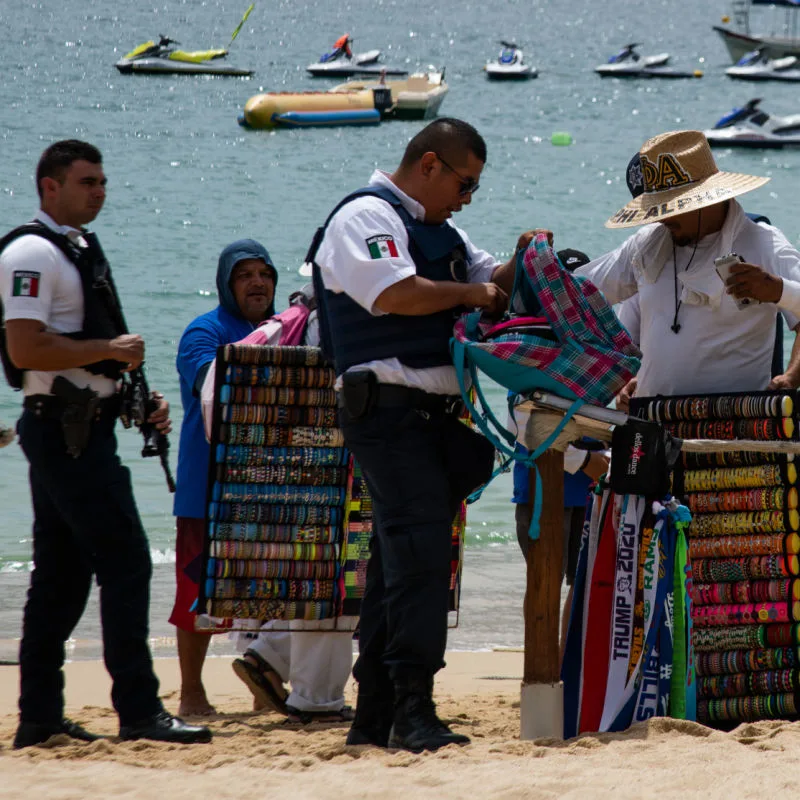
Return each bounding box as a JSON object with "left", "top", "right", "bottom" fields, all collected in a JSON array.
[
  {"left": 316, "top": 170, "right": 499, "bottom": 395},
  {"left": 0, "top": 211, "right": 118, "bottom": 397},
  {"left": 577, "top": 201, "right": 800, "bottom": 397}
]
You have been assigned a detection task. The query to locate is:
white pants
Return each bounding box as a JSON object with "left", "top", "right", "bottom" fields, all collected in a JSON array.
[{"left": 235, "top": 619, "right": 354, "bottom": 712}]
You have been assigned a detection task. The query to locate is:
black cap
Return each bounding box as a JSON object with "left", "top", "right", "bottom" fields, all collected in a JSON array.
[
  {"left": 557, "top": 248, "right": 591, "bottom": 272},
  {"left": 626, "top": 152, "right": 644, "bottom": 198}
]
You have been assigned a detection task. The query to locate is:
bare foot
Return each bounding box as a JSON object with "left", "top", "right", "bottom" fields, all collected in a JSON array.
[{"left": 179, "top": 689, "right": 217, "bottom": 717}]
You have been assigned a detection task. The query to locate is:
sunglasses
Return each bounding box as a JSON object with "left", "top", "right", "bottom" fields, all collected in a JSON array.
[{"left": 435, "top": 153, "right": 480, "bottom": 196}]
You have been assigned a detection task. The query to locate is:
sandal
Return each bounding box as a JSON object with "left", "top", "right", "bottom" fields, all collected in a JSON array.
[
  {"left": 232, "top": 650, "right": 289, "bottom": 715},
  {"left": 285, "top": 704, "right": 355, "bottom": 725}
]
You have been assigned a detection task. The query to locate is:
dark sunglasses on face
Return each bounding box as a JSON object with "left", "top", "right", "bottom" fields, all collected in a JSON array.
[{"left": 435, "top": 153, "right": 480, "bottom": 196}]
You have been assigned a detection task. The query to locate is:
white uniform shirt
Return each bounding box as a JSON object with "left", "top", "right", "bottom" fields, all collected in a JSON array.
[
  {"left": 577, "top": 202, "right": 800, "bottom": 397},
  {"left": 0, "top": 211, "right": 118, "bottom": 397},
  {"left": 316, "top": 170, "right": 499, "bottom": 395}
]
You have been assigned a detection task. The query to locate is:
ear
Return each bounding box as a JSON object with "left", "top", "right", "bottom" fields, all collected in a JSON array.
[
  {"left": 39, "top": 176, "right": 60, "bottom": 198},
  {"left": 419, "top": 151, "right": 439, "bottom": 178}
]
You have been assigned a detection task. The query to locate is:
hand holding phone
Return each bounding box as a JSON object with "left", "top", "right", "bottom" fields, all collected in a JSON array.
[{"left": 715, "top": 253, "right": 758, "bottom": 310}]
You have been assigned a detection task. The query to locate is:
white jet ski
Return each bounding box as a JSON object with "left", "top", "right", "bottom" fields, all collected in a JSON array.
[
  {"left": 595, "top": 43, "right": 702, "bottom": 78},
  {"left": 484, "top": 41, "right": 537, "bottom": 79},
  {"left": 704, "top": 98, "right": 800, "bottom": 148},
  {"left": 306, "top": 34, "right": 406, "bottom": 77},
  {"left": 725, "top": 49, "right": 800, "bottom": 82}
]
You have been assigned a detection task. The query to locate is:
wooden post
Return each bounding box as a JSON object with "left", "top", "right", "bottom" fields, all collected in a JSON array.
[{"left": 520, "top": 447, "right": 564, "bottom": 739}]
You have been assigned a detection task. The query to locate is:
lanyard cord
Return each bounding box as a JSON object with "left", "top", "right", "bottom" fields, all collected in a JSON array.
[{"left": 670, "top": 210, "right": 702, "bottom": 335}]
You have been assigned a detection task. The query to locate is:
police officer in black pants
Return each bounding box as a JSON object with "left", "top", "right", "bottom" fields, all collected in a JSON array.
[
  {"left": 311, "top": 118, "right": 543, "bottom": 752},
  {"left": 0, "top": 140, "right": 210, "bottom": 748}
]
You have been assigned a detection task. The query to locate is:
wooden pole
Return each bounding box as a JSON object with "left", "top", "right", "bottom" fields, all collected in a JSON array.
[{"left": 520, "top": 447, "right": 564, "bottom": 739}]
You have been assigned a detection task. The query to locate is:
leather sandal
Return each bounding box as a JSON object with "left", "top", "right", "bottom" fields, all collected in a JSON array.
[
  {"left": 231, "top": 650, "right": 288, "bottom": 715},
  {"left": 285, "top": 704, "right": 355, "bottom": 725}
]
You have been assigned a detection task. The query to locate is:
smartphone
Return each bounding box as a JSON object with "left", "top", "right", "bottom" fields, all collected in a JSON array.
[{"left": 714, "top": 253, "right": 757, "bottom": 309}]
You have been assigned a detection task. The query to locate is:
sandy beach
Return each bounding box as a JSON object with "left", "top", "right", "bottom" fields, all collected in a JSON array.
[{"left": 2, "top": 651, "right": 800, "bottom": 799}]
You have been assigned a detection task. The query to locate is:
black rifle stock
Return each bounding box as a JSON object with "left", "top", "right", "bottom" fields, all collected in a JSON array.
[{"left": 83, "top": 232, "right": 176, "bottom": 492}]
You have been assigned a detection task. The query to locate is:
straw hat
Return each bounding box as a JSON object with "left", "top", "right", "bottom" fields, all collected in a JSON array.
[{"left": 606, "top": 130, "right": 769, "bottom": 229}]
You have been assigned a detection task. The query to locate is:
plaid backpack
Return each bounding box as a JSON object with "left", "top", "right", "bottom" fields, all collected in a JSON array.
[{"left": 451, "top": 233, "right": 641, "bottom": 538}]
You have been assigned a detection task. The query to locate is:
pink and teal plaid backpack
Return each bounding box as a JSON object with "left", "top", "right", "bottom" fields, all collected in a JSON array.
[{"left": 451, "top": 233, "right": 641, "bottom": 538}]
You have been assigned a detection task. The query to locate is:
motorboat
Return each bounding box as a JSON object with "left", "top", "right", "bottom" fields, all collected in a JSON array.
[
  {"left": 306, "top": 33, "right": 407, "bottom": 77},
  {"left": 330, "top": 71, "right": 448, "bottom": 119},
  {"left": 704, "top": 98, "right": 800, "bottom": 147},
  {"left": 714, "top": 0, "right": 800, "bottom": 63},
  {"left": 725, "top": 48, "right": 800, "bottom": 81},
  {"left": 116, "top": 5, "right": 255, "bottom": 76},
  {"left": 595, "top": 43, "right": 703, "bottom": 78},
  {"left": 484, "top": 41, "right": 537, "bottom": 79}
]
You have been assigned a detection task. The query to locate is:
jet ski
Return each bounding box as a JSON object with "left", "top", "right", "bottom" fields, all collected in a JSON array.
[
  {"left": 704, "top": 98, "right": 800, "bottom": 148},
  {"left": 484, "top": 41, "right": 537, "bottom": 79},
  {"left": 595, "top": 43, "right": 702, "bottom": 78},
  {"left": 116, "top": 5, "right": 254, "bottom": 76},
  {"left": 306, "top": 33, "right": 407, "bottom": 77},
  {"left": 725, "top": 49, "right": 800, "bottom": 82}
]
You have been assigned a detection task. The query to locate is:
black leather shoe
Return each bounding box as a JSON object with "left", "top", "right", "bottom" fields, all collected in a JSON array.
[
  {"left": 345, "top": 691, "right": 394, "bottom": 747},
  {"left": 119, "top": 711, "right": 212, "bottom": 744},
  {"left": 13, "top": 718, "right": 101, "bottom": 749}
]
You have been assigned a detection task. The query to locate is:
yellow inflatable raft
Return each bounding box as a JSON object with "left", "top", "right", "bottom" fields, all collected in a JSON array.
[{"left": 240, "top": 88, "right": 383, "bottom": 128}]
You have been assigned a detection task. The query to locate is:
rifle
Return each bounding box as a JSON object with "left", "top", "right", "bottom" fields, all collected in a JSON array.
[{"left": 83, "top": 232, "right": 176, "bottom": 492}]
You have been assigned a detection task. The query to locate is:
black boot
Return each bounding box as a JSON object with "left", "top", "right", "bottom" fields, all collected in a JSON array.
[
  {"left": 387, "top": 670, "right": 470, "bottom": 753},
  {"left": 345, "top": 685, "right": 395, "bottom": 747}
]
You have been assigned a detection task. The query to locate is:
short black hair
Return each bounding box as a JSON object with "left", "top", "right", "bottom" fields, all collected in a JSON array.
[
  {"left": 400, "top": 118, "right": 487, "bottom": 170},
  {"left": 36, "top": 140, "right": 102, "bottom": 199}
]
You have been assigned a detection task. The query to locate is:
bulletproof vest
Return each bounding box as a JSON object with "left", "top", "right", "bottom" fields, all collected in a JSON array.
[
  {"left": 0, "top": 222, "right": 126, "bottom": 389},
  {"left": 307, "top": 186, "right": 470, "bottom": 376}
]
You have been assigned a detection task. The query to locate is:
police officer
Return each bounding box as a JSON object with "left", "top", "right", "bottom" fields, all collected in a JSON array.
[
  {"left": 0, "top": 140, "right": 210, "bottom": 747},
  {"left": 312, "top": 118, "right": 541, "bottom": 752}
]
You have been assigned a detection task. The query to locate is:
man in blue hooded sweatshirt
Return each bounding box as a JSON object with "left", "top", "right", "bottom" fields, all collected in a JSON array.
[{"left": 172, "top": 239, "right": 277, "bottom": 715}]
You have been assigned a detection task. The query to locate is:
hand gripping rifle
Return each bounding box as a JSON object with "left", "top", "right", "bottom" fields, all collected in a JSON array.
[{"left": 82, "top": 233, "right": 177, "bottom": 492}]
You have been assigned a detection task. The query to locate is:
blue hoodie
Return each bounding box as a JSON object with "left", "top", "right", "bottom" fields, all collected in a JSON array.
[{"left": 173, "top": 239, "right": 277, "bottom": 519}]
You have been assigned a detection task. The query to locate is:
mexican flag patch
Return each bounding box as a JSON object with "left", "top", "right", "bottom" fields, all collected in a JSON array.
[
  {"left": 366, "top": 235, "right": 399, "bottom": 259},
  {"left": 12, "top": 271, "right": 41, "bottom": 298}
]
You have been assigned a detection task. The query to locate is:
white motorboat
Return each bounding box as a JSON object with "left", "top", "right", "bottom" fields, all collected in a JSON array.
[
  {"left": 714, "top": 0, "right": 800, "bottom": 63},
  {"left": 595, "top": 43, "right": 702, "bottom": 78},
  {"left": 484, "top": 41, "right": 537, "bottom": 80},
  {"left": 704, "top": 98, "right": 800, "bottom": 147},
  {"left": 330, "top": 71, "right": 448, "bottom": 119},
  {"left": 725, "top": 48, "right": 800, "bottom": 81}
]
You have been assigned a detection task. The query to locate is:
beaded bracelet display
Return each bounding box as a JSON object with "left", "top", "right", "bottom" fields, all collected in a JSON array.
[
  {"left": 664, "top": 418, "right": 795, "bottom": 441},
  {"left": 698, "top": 668, "right": 798, "bottom": 699},
  {"left": 222, "top": 344, "right": 325, "bottom": 367},
  {"left": 212, "top": 483, "right": 346, "bottom": 506},
  {"left": 646, "top": 394, "right": 793, "bottom": 423},
  {"left": 219, "top": 424, "right": 345, "bottom": 447},
  {"left": 689, "top": 510, "right": 796, "bottom": 538},
  {"left": 692, "top": 579, "right": 798, "bottom": 606},
  {"left": 219, "top": 381, "right": 337, "bottom": 407},
  {"left": 682, "top": 451, "right": 788, "bottom": 470},
  {"left": 683, "top": 464, "right": 794, "bottom": 493},
  {"left": 208, "top": 598, "right": 334, "bottom": 621},
  {"left": 206, "top": 557, "right": 339, "bottom": 580},
  {"left": 698, "top": 692, "right": 798, "bottom": 723},
  {"left": 694, "top": 623, "right": 800, "bottom": 652},
  {"left": 207, "top": 523, "right": 340, "bottom": 544},
  {"left": 692, "top": 600, "right": 800, "bottom": 627},
  {"left": 220, "top": 404, "right": 339, "bottom": 426},
  {"left": 208, "top": 578, "right": 336, "bottom": 601},
  {"left": 217, "top": 464, "right": 349, "bottom": 487},
  {"left": 209, "top": 502, "right": 342, "bottom": 526},
  {"left": 217, "top": 445, "right": 348, "bottom": 467},
  {"left": 208, "top": 541, "right": 339, "bottom": 561},
  {"left": 696, "top": 646, "right": 799, "bottom": 677},
  {"left": 692, "top": 555, "right": 800, "bottom": 583},
  {"left": 690, "top": 533, "right": 799, "bottom": 559},
  {"left": 687, "top": 487, "right": 796, "bottom": 515}
]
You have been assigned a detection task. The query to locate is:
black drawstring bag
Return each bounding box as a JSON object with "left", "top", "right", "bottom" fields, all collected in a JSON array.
[{"left": 610, "top": 417, "right": 682, "bottom": 497}]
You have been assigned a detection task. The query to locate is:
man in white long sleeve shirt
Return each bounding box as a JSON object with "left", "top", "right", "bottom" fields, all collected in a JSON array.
[{"left": 576, "top": 130, "right": 800, "bottom": 406}]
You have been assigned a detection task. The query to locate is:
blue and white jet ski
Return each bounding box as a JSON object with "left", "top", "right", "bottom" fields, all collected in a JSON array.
[
  {"left": 306, "top": 36, "right": 407, "bottom": 77},
  {"left": 704, "top": 98, "right": 800, "bottom": 148},
  {"left": 725, "top": 49, "right": 800, "bottom": 82},
  {"left": 595, "top": 43, "right": 702, "bottom": 78},
  {"left": 484, "top": 41, "right": 537, "bottom": 79}
]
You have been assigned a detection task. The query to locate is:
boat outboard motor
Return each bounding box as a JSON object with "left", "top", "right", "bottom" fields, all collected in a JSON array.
[
  {"left": 371, "top": 85, "right": 393, "bottom": 116},
  {"left": 714, "top": 98, "right": 762, "bottom": 129}
]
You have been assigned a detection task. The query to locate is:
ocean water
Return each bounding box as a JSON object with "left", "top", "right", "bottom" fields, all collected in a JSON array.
[{"left": 1, "top": 0, "right": 799, "bottom": 661}]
